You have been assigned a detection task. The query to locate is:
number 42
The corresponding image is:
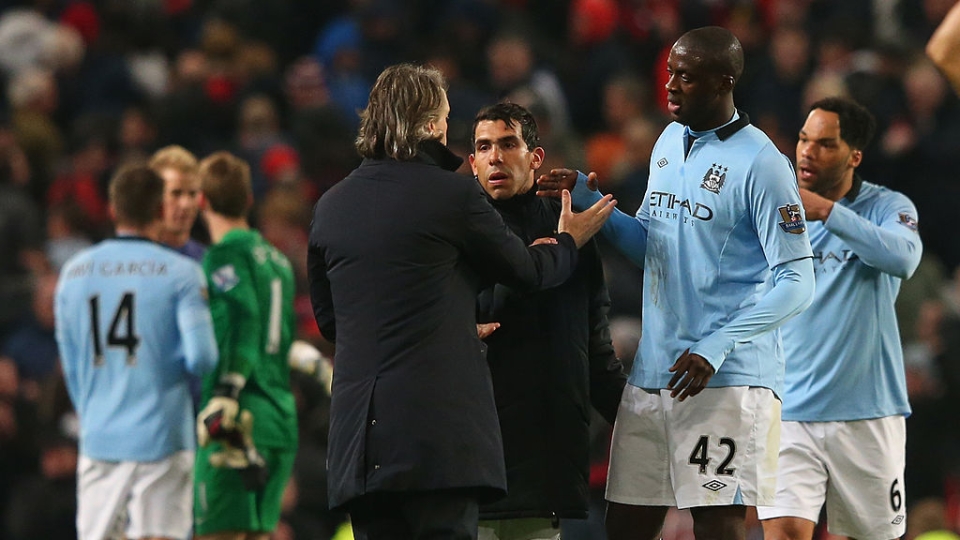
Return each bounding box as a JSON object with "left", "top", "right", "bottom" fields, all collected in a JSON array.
[{"left": 689, "top": 435, "right": 737, "bottom": 476}]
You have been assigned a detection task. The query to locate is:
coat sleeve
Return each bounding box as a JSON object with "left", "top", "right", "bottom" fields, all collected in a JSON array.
[
  {"left": 583, "top": 238, "right": 627, "bottom": 425},
  {"left": 307, "top": 228, "right": 336, "bottom": 343},
  {"left": 459, "top": 181, "right": 579, "bottom": 291}
]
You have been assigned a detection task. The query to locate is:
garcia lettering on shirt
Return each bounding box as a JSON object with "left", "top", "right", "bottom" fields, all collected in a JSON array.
[{"left": 65, "top": 260, "right": 169, "bottom": 279}]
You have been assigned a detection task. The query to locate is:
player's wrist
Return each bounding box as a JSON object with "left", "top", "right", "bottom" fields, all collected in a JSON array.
[{"left": 214, "top": 372, "right": 246, "bottom": 401}]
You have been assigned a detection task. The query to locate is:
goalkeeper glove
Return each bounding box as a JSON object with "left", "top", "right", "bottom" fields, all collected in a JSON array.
[
  {"left": 196, "top": 373, "right": 244, "bottom": 447},
  {"left": 288, "top": 339, "right": 334, "bottom": 396},
  {"left": 205, "top": 409, "right": 270, "bottom": 490}
]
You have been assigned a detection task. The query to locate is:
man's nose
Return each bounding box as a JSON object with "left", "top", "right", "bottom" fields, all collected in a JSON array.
[{"left": 665, "top": 74, "right": 678, "bottom": 92}]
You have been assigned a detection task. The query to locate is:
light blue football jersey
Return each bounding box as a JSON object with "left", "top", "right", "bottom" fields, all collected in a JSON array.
[
  {"left": 574, "top": 113, "right": 813, "bottom": 394},
  {"left": 55, "top": 235, "right": 218, "bottom": 461},
  {"left": 781, "top": 178, "right": 921, "bottom": 421}
]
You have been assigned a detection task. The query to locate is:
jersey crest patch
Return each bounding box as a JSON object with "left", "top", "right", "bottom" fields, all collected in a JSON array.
[
  {"left": 897, "top": 212, "right": 918, "bottom": 231},
  {"left": 777, "top": 204, "right": 806, "bottom": 234},
  {"left": 211, "top": 265, "right": 239, "bottom": 292},
  {"left": 700, "top": 163, "right": 727, "bottom": 194}
]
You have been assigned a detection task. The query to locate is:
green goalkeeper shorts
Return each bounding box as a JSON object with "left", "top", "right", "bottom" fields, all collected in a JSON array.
[{"left": 194, "top": 443, "right": 296, "bottom": 535}]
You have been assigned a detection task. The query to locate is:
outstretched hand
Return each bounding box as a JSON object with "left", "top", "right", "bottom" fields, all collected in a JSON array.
[
  {"left": 536, "top": 169, "right": 599, "bottom": 198},
  {"left": 667, "top": 349, "right": 715, "bottom": 401},
  {"left": 558, "top": 189, "right": 616, "bottom": 248}
]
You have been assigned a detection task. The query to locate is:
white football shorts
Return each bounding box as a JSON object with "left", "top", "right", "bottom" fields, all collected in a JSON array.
[
  {"left": 77, "top": 450, "right": 194, "bottom": 540},
  {"left": 756, "top": 416, "right": 907, "bottom": 539},
  {"left": 606, "top": 385, "right": 781, "bottom": 509}
]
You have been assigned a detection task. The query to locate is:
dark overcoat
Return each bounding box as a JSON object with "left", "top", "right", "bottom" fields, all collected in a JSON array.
[
  {"left": 307, "top": 141, "right": 580, "bottom": 510},
  {"left": 478, "top": 190, "right": 626, "bottom": 520}
]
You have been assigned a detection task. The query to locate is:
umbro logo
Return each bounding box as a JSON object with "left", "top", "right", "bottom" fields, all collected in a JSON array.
[
  {"left": 657, "top": 157, "right": 668, "bottom": 168},
  {"left": 892, "top": 515, "right": 904, "bottom": 525},
  {"left": 702, "top": 480, "right": 727, "bottom": 492}
]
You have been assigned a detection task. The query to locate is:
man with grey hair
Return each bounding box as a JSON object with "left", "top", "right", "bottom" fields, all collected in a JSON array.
[{"left": 308, "top": 63, "right": 616, "bottom": 539}]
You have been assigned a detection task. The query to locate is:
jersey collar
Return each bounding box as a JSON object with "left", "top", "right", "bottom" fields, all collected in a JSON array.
[
  {"left": 843, "top": 173, "right": 864, "bottom": 203},
  {"left": 715, "top": 110, "right": 750, "bottom": 141}
]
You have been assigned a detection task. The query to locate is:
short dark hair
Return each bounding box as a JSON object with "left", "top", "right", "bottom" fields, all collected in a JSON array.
[
  {"left": 471, "top": 102, "right": 540, "bottom": 151},
  {"left": 676, "top": 26, "right": 744, "bottom": 82},
  {"left": 108, "top": 164, "right": 164, "bottom": 228},
  {"left": 199, "top": 151, "right": 252, "bottom": 218},
  {"left": 808, "top": 97, "right": 877, "bottom": 150}
]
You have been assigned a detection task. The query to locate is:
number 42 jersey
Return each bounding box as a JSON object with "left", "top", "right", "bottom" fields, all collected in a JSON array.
[{"left": 55, "top": 235, "right": 219, "bottom": 462}]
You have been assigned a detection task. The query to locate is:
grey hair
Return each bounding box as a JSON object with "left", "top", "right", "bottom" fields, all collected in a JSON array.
[{"left": 355, "top": 63, "right": 448, "bottom": 161}]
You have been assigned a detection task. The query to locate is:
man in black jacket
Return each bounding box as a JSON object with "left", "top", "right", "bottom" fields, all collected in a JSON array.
[
  {"left": 470, "top": 102, "right": 628, "bottom": 540},
  {"left": 308, "top": 64, "right": 617, "bottom": 540}
]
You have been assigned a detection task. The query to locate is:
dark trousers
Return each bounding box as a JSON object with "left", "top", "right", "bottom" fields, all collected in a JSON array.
[{"left": 349, "top": 489, "right": 479, "bottom": 540}]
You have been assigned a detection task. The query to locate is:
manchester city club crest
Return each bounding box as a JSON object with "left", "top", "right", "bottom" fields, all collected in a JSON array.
[
  {"left": 777, "top": 203, "right": 806, "bottom": 234},
  {"left": 700, "top": 163, "right": 727, "bottom": 194}
]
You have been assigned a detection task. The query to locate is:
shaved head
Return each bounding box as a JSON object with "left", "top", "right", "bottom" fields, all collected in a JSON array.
[{"left": 674, "top": 26, "right": 744, "bottom": 83}]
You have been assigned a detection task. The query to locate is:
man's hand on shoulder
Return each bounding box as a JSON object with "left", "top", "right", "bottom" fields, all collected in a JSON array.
[{"left": 536, "top": 169, "right": 599, "bottom": 198}]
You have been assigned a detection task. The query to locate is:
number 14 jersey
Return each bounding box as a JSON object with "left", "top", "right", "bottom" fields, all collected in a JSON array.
[{"left": 55, "top": 235, "right": 219, "bottom": 461}]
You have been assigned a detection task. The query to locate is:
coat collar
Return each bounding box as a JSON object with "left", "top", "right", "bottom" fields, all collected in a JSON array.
[
  {"left": 413, "top": 140, "right": 464, "bottom": 172},
  {"left": 487, "top": 184, "right": 539, "bottom": 212},
  {"left": 360, "top": 140, "right": 465, "bottom": 172}
]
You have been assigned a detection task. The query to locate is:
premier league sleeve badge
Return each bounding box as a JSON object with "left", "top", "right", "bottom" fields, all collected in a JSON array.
[{"left": 777, "top": 203, "right": 807, "bottom": 234}]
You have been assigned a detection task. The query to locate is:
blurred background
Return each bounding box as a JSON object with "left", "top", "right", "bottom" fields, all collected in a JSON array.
[{"left": 0, "top": 0, "right": 959, "bottom": 539}]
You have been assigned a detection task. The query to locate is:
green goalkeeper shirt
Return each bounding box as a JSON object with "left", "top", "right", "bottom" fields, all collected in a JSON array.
[{"left": 202, "top": 228, "right": 298, "bottom": 450}]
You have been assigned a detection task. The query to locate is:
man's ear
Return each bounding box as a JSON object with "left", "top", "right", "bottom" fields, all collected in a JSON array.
[
  {"left": 530, "top": 147, "right": 545, "bottom": 170},
  {"left": 718, "top": 75, "right": 735, "bottom": 95},
  {"left": 468, "top": 154, "right": 478, "bottom": 176},
  {"left": 849, "top": 149, "right": 863, "bottom": 169}
]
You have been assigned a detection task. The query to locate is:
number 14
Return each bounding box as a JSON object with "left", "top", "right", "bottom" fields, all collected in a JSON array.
[{"left": 89, "top": 292, "right": 141, "bottom": 366}]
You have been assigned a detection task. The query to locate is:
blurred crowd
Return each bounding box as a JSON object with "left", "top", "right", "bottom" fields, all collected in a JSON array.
[{"left": 1, "top": 0, "right": 960, "bottom": 539}]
